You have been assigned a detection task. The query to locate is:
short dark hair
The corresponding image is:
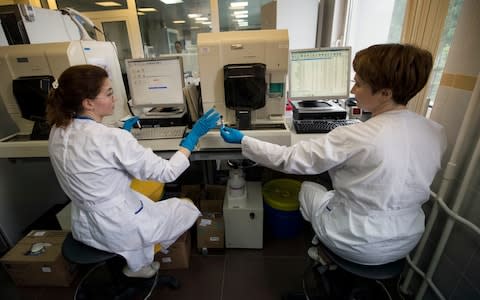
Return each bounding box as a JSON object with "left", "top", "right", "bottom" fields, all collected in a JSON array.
[
  {"left": 352, "top": 44, "right": 433, "bottom": 105},
  {"left": 46, "top": 65, "right": 108, "bottom": 127}
]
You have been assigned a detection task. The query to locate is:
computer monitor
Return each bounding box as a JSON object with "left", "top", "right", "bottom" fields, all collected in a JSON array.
[
  {"left": 289, "top": 47, "right": 351, "bottom": 101},
  {"left": 125, "top": 57, "right": 185, "bottom": 110}
]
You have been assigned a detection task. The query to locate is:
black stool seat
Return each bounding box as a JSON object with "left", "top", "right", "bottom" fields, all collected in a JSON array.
[
  {"left": 323, "top": 246, "right": 405, "bottom": 280},
  {"left": 62, "top": 231, "right": 180, "bottom": 300},
  {"left": 62, "top": 232, "right": 117, "bottom": 265}
]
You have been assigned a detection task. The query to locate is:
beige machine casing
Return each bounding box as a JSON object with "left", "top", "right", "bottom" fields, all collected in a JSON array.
[
  {"left": 197, "top": 29, "right": 289, "bottom": 127},
  {"left": 0, "top": 41, "right": 128, "bottom": 135},
  {"left": 223, "top": 181, "right": 263, "bottom": 249}
]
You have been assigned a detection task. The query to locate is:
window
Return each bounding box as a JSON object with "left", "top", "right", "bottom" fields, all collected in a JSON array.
[
  {"left": 136, "top": 0, "right": 211, "bottom": 56},
  {"left": 426, "top": 0, "right": 464, "bottom": 116},
  {"left": 345, "top": 0, "right": 407, "bottom": 88},
  {"left": 218, "top": 0, "right": 272, "bottom": 31}
]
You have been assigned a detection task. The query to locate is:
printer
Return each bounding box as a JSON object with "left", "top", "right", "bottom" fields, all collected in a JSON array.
[{"left": 291, "top": 100, "right": 346, "bottom": 120}]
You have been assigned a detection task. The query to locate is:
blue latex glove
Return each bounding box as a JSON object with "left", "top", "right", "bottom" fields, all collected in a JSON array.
[
  {"left": 122, "top": 116, "right": 140, "bottom": 132},
  {"left": 220, "top": 126, "right": 244, "bottom": 144},
  {"left": 180, "top": 108, "right": 221, "bottom": 151}
]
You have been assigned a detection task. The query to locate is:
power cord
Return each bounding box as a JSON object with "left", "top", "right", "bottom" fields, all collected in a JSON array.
[
  {"left": 375, "top": 280, "right": 393, "bottom": 300},
  {"left": 143, "top": 271, "right": 159, "bottom": 300},
  {"left": 126, "top": 99, "right": 136, "bottom": 117},
  {"left": 73, "top": 262, "right": 107, "bottom": 300}
]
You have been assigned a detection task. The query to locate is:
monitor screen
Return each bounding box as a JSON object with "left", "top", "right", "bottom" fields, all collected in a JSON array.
[
  {"left": 289, "top": 47, "right": 351, "bottom": 101},
  {"left": 125, "top": 57, "right": 185, "bottom": 108}
]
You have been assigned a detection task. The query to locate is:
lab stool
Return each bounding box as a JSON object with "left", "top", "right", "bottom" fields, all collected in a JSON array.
[
  {"left": 308, "top": 243, "right": 405, "bottom": 299},
  {"left": 62, "top": 232, "right": 180, "bottom": 300}
]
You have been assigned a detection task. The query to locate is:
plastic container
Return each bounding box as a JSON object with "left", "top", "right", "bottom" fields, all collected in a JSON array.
[{"left": 262, "top": 179, "right": 303, "bottom": 239}]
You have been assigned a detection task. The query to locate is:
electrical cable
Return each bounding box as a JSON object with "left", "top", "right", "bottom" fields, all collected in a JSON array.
[
  {"left": 73, "top": 262, "right": 107, "bottom": 300},
  {"left": 301, "top": 260, "right": 316, "bottom": 300},
  {"left": 375, "top": 280, "right": 393, "bottom": 300},
  {"left": 397, "top": 273, "right": 407, "bottom": 300},
  {"left": 405, "top": 255, "right": 446, "bottom": 300},
  {"left": 127, "top": 99, "right": 136, "bottom": 117},
  {"left": 431, "top": 190, "right": 480, "bottom": 236},
  {"left": 143, "top": 271, "right": 159, "bottom": 300}
]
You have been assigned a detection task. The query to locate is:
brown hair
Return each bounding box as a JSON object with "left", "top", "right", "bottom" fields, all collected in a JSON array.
[
  {"left": 46, "top": 65, "right": 108, "bottom": 127},
  {"left": 352, "top": 44, "right": 433, "bottom": 105}
]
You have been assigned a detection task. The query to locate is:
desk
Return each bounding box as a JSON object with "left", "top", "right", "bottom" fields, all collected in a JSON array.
[
  {"left": 0, "top": 125, "right": 296, "bottom": 159},
  {"left": 0, "top": 123, "right": 318, "bottom": 247}
]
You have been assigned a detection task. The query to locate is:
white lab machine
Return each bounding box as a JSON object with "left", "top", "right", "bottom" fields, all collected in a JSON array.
[
  {"left": 0, "top": 41, "right": 128, "bottom": 136},
  {"left": 0, "top": 4, "right": 82, "bottom": 46},
  {"left": 223, "top": 160, "right": 263, "bottom": 249},
  {"left": 197, "top": 29, "right": 291, "bottom": 148},
  {"left": 198, "top": 29, "right": 288, "bottom": 127}
]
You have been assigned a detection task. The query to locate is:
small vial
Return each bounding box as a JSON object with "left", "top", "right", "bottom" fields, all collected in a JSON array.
[{"left": 220, "top": 116, "right": 225, "bottom": 128}]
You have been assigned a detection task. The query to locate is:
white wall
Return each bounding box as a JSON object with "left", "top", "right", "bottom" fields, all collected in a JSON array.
[{"left": 276, "top": 0, "right": 318, "bottom": 50}]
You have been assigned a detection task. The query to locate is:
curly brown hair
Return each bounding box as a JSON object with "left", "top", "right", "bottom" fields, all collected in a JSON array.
[
  {"left": 46, "top": 65, "right": 108, "bottom": 127},
  {"left": 352, "top": 44, "right": 433, "bottom": 105}
]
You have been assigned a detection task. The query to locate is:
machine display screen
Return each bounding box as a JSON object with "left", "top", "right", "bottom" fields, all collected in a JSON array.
[
  {"left": 289, "top": 47, "right": 351, "bottom": 101},
  {"left": 125, "top": 57, "right": 184, "bottom": 108}
]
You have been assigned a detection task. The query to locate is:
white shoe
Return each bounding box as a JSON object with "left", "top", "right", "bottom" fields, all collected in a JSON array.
[
  {"left": 151, "top": 261, "right": 160, "bottom": 272},
  {"left": 308, "top": 246, "right": 319, "bottom": 260},
  {"left": 123, "top": 262, "right": 159, "bottom": 278},
  {"left": 308, "top": 246, "right": 327, "bottom": 265}
]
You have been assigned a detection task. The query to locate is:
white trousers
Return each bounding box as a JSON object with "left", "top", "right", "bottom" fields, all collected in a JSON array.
[{"left": 298, "top": 181, "right": 329, "bottom": 223}]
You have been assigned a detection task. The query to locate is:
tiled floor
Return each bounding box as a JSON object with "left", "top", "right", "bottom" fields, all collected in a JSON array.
[
  {"left": 0, "top": 225, "right": 314, "bottom": 300},
  {"left": 1, "top": 223, "right": 404, "bottom": 300}
]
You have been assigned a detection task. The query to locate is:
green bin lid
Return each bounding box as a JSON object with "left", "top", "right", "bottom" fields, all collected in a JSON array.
[{"left": 262, "top": 179, "right": 301, "bottom": 211}]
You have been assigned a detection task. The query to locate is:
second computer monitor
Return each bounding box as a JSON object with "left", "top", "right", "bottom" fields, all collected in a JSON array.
[
  {"left": 289, "top": 47, "right": 351, "bottom": 101},
  {"left": 125, "top": 56, "right": 185, "bottom": 109}
]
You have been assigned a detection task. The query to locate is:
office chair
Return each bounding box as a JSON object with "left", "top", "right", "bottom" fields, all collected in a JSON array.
[
  {"left": 62, "top": 232, "right": 179, "bottom": 300},
  {"left": 306, "top": 242, "right": 405, "bottom": 299}
]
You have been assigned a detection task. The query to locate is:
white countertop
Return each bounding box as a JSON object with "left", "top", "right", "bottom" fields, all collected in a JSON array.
[{"left": 0, "top": 121, "right": 321, "bottom": 159}]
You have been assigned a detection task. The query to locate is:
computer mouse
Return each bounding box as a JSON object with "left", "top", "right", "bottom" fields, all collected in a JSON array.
[{"left": 30, "top": 242, "right": 46, "bottom": 254}]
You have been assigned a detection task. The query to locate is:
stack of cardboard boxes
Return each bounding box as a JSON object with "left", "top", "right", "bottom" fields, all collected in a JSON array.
[
  {"left": 1, "top": 184, "right": 229, "bottom": 286},
  {"left": 196, "top": 185, "right": 226, "bottom": 253},
  {"left": 154, "top": 231, "right": 191, "bottom": 270}
]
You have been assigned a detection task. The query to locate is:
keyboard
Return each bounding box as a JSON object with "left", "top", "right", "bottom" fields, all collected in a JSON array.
[
  {"left": 132, "top": 126, "right": 186, "bottom": 140},
  {"left": 293, "top": 119, "right": 361, "bottom": 134}
]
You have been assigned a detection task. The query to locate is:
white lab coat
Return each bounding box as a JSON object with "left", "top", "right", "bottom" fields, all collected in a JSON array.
[
  {"left": 242, "top": 110, "right": 446, "bottom": 265},
  {"left": 48, "top": 119, "right": 200, "bottom": 271}
]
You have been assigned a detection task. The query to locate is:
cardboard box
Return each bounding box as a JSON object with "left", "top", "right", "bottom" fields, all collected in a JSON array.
[
  {"left": 154, "top": 231, "right": 191, "bottom": 270},
  {"left": 196, "top": 185, "right": 226, "bottom": 250},
  {"left": 0, "top": 230, "right": 77, "bottom": 287},
  {"left": 181, "top": 184, "right": 202, "bottom": 207}
]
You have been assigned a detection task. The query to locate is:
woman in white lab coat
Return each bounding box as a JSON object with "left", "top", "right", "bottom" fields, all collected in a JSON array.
[
  {"left": 47, "top": 65, "right": 220, "bottom": 278},
  {"left": 220, "top": 44, "right": 447, "bottom": 265}
]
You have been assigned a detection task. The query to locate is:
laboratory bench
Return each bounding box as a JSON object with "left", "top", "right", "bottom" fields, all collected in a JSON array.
[{"left": 0, "top": 122, "right": 320, "bottom": 249}]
